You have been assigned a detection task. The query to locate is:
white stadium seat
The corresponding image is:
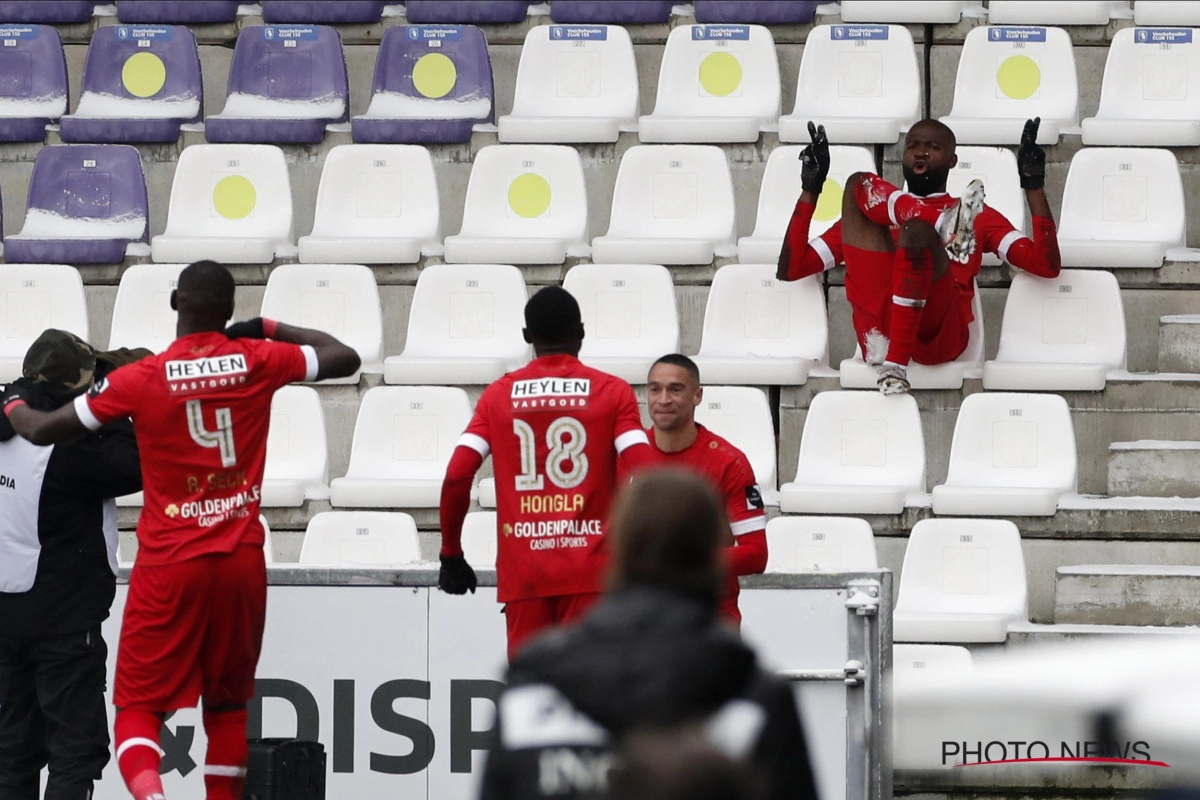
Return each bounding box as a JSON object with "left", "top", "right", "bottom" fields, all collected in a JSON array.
[
  {"left": 330, "top": 386, "right": 473, "bottom": 508},
  {"left": 565, "top": 263, "right": 679, "bottom": 383},
  {"left": 299, "top": 511, "right": 422, "bottom": 566},
  {"left": 1083, "top": 27, "right": 1200, "bottom": 147},
  {"left": 383, "top": 264, "right": 530, "bottom": 385},
  {"left": 932, "top": 393, "right": 1076, "bottom": 517},
  {"left": 983, "top": 270, "right": 1127, "bottom": 391},
  {"left": 443, "top": 145, "right": 589, "bottom": 265},
  {"left": 462, "top": 511, "right": 498, "bottom": 569},
  {"left": 893, "top": 518, "right": 1028, "bottom": 643},
  {"left": 298, "top": 144, "right": 440, "bottom": 264},
  {"left": 108, "top": 263, "right": 185, "bottom": 353},
  {"left": 1134, "top": 1, "right": 1200, "bottom": 25},
  {"left": 764, "top": 516, "right": 878, "bottom": 573},
  {"left": 839, "top": 1, "right": 973, "bottom": 23},
  {"left": 151, "top": 144, "right": 293, "bottom": 264},
  {"left": 261, "top": 515, "right": 275, "bottom": 563},
  {"left": 987, "top": 1, "right": 1129, "bottom": 25},
  {"left": 738, "top": 144, "right": 876, "bottom": 264},
  {"left": 477, "top": 478, "right": 496, "bottom": 509},
  {"left": 0, "top": 264, "right": 88, "bottom": 384},
  {"left": 779, "top": 391, "right": 925, "bottom": 515},
  {"left": 778, "top": 24, "right": 920, "bottom": 145},
  {"left": 692, "top": 265, "right": 827, "bottom": 386},
  {"left": 262, "top": 386, "right": 328, "bottom": 507},
  {"left": 1057, "top": 148, "right": 1185, "bottom": 269},
  {"left": 498, "top": 24, "right": 639, "bottom": 144},
  {"left": 941, "top": 26, "right": 1078, "bottom": 145},
  {"left": 694, "top": 386, "right": 779, "bottom": 506},
  {"left": 591, "top": 145, "right": 736, "bottom": 265},
  {"left": 638, "top": 24, "right": 781, "bottom": 144},
  {"left": 891, "top": 643, "right": 974, "bottom": 768}
]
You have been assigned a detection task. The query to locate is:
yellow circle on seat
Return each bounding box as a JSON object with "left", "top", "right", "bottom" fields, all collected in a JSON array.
[
  {"left": 412, "top": 53, "right": 457, "bottom": 99},
  {"left": 122, "top": 52, "right": 167, "bottom": 98},
  {"left": 212, "top": 175, "right": 256, "bottom": 220},
  {"left": 699, "top": 51, "right": 742, "bottom": 97},
  {"left": 996, "top": 55, "right": 1040, "bottom": 100},
  {"left": 508, "top": 173, "right": 551, "bottom": 218},
  {"left": 814, "top": 178, "right": 843, "bottom": 223}
]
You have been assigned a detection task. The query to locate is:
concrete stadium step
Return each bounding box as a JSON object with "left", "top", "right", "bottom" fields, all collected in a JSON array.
[
  {"left": 1159, "top": 314, "right": 1200, "bottom": 372},
  {"left": 1055, "top": 565, "right": 1200, "bottom": 626},
  {"left": 1108, "top": 439, "right": 1200, "bottom": 497}
]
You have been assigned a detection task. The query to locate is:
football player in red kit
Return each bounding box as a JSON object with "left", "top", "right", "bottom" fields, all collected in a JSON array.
[
  {"left": 3, "top": 261, "right": 361, "bottom": 800},
  {"left": 778, "top": 118, "right": 1061, "bottom": 394},
  {"left": 645, "top": 355, "right": 767, "bottom": 625},
  {"left": 438, "top": 287, "right": 655, "bottom": 658}
]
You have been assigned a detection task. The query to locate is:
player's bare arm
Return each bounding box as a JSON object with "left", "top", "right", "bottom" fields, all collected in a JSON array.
[
  {"left": 226, "top": 317, "right": 361, "bottom": 380},
  {"left": 3, "top": 394, "right": 90, "bottom": 446}
]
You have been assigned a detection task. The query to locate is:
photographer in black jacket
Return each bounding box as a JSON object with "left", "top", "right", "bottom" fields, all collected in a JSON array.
[{"left": 0, "top": 330, "right": 146, "bottom": 800}]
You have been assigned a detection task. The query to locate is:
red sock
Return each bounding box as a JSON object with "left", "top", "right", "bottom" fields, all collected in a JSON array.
[
  {"left": 203, "top": 709, "right": 250, "bottom": 800},
  {"left": 853, "top": 174, "right": 945, "bottom": 228},
  {"left": 115, "top": 709, "right": 165, "bottom": 800},
  {"left": 885, "top": 248, "right": 934, "bottom": 367}
]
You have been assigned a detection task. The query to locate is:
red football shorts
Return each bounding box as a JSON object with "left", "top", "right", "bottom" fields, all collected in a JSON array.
[
  {"left": 504, "top": 592, "right": 601, "bottom": 660},
  {"left": 114, "top": 543, "right": 267, "bottom": 712}
]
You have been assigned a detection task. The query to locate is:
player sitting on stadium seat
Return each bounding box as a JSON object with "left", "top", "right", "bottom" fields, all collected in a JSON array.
[{"left": 778, "top": 118, "right": 1061, "bottom": 394}]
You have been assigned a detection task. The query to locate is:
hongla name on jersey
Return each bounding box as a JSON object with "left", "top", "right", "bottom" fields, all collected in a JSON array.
[{"left": 510, "top": 378, "right": 591, "bottom": 410}]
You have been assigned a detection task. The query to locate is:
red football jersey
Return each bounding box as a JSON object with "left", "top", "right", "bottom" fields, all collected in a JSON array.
[
  {"left": 458, "top": 354, "right": 648, "bottom": 603},
  {"left": 75, "top": 332, "right": 317, "bottom": 565}
]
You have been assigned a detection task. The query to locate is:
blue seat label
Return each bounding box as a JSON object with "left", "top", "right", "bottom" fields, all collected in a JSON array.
[
  {"left": 115, "top": 25, "right": 173, "bottom": 41},
  {"left": 693, "top": 25, "right": 750, "bottom": 41},
  {"left": 0, "top": 25, "right": 38, "bottom": 40},
  {"left": 550, "top": 26, "right": 607, "bottom": 41},
  {"left": 831, "top": 25, "right": 889, "bottom": 41},
  {"left": 406, "top": 25, "right": 464, "bottom": 41},
  {"left": 1135, "top": 28, "right": 1193, "bottom": 44},
  {"left": 989, "top": 27, "right": 1048, "bottom": 43},
  {"left": 262, "top": 26, "right": 319, "bottom": 41}
]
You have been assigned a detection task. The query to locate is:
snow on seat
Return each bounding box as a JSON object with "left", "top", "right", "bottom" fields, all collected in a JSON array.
[
  {"left": 694, "top": 1, "right": 821, "bottom": 24},
  {"left": 893, "top": 518, "right": 1028, "bottom": 643},
  {"left": 404, "top": 1, "right": 530, "bottom": 24},
  {"left": 738, "top": 144, "right": 875, "bottom": 264},
  {"left": 983, "top": 270, "right": 1126, "bottom": 391},
  {"left": 443, "top": 144, "right": 588, "bottom": 265},
  {"left": 383, "top": 263, "right": 530, "bottom": 385},
  {"left": 549, "top": 1, "right": 673, "bottom": 24},
  {"left": 4, "top": 144, "right": 149, "bottom": 264},
  {"left": 116, "top": 1, "right": 240, "bottom": 23},
  {"left": 638, "top": 24, "right": 780, "bottom": 144},
  {"left": 591, "top": 145, "right": 735, "bottom": 265},
  {"left": 941, "top": 25, "right": 1078, "bottom": 145},
  {"left": 60, "top": 24, "right": 202, "bottom": 144},
  {"left": 1057, "top": 147, "right": 1184, "bottom": 269},
  {"left": 778, "top": 24, "right": 920, "bottom": 145},
  {"left": 497, "top": 24, "right": 638, "bottom": 144},
  {"left": 695, "top": 386, "right": 779, "bottom": 506},
  {"left": 107, "top": 263, "right": 185, "bottom": 353},
  {"left": 352, "top": 24, "right": 494, "bottom": 145},
  {"left": 462, "top": 511, "right": 497, "bottom": 569},
  {"left": 259, "top": 263, "right": 383, "bottom": 383},
  {"left": 261, "top": 1, "right": 388, "bottom": 24},
  {"left": 262, "top": 385, "right": 328, "bottom": 507},
  {"left": 205, "top": 25, "right": 348, "bottom": 145},
  {"left": 0, "top": 24, "right": 66, "bottom": 142},
  {"left": 931, "top": 392, "right": 1076, "bottom": 517},
  {"left": 299, "top": 511, "right": 422, "bottom": 565},
  {"left": 0, "top": 264, "right": 88, "bottom": 383},
  {"left": 987, "top": 1, "right": 1129, "bottom": 25},
  {"left": 565, "top": 263, "right": 679, "bottom": 383},
  {"left": 838, "top": 1, "right": 972, "bottom": 23},
  {"left": 329, "top": 386, "right": 473, "bottom": 508},
  {"left": 0, "top": 2, "right": 94, "bottom": 23},
  {"left": 1134, "top": 1, "right": 1200, "bottom": 25},
  {"left": 298, "top": 144, "right": 440, "bottom": 265},
  {"left": 779, "top": 391, "right": 925, "bottom": 515},
  {"left": 764, "top": 516, "right": 877, "bottom": 572},
  {"left": 692, "top": 264, "right": 827, "bottom": 386},
  {"left": 151, "top": 144, "right": 293, "bottom": 264}
]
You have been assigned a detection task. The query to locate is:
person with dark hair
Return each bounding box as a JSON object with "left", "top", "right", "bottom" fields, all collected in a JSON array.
[
  {"left": 608, "top": 726, "right": 765, "bottom": 800},
  {"left": 438, "top": 285, "right": 655, "bottom": 658},
  {"left": 3, "top": 260, "right": 361, "bottom": 800},
  {"left": 645, "top": 354, "right": 766, "bottom": 626},
  {"left": 479, "top": 470, "right": 818, "bottom": 800}
]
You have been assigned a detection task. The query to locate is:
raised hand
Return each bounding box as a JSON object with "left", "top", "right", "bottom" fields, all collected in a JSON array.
[
  {"left": 800, "top": 121, "right": 831, "bottom": 194},
  {"left": 1017, "top": 117, "right": 1046, "bottom": 191}
]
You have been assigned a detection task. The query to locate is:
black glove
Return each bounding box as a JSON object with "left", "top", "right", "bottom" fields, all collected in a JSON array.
[
  {"left": 438, "top": 554, "right": 477, "bottom": 595},
  {"left": 1017, "top": 117, "right": 1046, "bottom": 190},
  {"left": 224, "top": 317, "right": 266, "bottom": 340},
  {"left": 1, "top": 381, "right": 34, "bottom": 414},
  {"left": 800, "top": 120, "right": 831, "bottom": 194}
]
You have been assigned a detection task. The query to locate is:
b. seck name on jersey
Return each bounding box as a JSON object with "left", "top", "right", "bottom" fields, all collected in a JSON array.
[
  {"left": 166, "top": 354, "right": 249, "bottom": 395},
  {"left": 511, "top": 378, "right": 591, "bottom": 411}
]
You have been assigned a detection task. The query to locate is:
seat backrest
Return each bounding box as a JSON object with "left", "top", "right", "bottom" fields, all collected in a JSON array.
[
  {"left": 606, "top": 145, "right": 735, "bottom": 241},
  {"left": 75, "top": 25, "right": 201, "bottom": 120},
  {"left": 948, "top": 26, "right": 1078, "bottom": 124},
  {"left": 792, "top": 24, "right": 920, "bottom": 121},
  {"left": 1135, "top": 1, "right": 1200, "bottom": 26},
  {"left": 694, "top": 1, "right": 820, "bottom": 24},
  {"left": 265, "top": 384, "right": 327, "bottom": 483},
  {"left": 260, "top": 263, "right": 383, "bottom": 367},
  {"left": 892, "top": 644, "right": 974, "bottom": 682},
  {"left": 161, "top": 144, "right": 293, "bottom": 240},
  {"left": 116, "top": 1, "right": 241, "bottom": 24},
  {"left": 404, "top": 263, "right": 530, "bottom": 359},
  {"left": 0, "top": 264, "right": 88, "bottom": 360},
  {"left": 994, "top": 269, "right": 1126, "bottom": 369},
  {"left": 344, "top": 386, "right": 473, "bottom": 481},
  {"left": 510, "top": 24, "right": 638, "bottom": 122},
  {"left": 262, "top": 1, "right": 388, "bottom": 24},
  {"left": 551, "top": 1, "right": 673, "bottom": 23},
  {"left": 300, "top": 511, "right": 422, "bottom": 565},
  {"left": 651, "top": 24, "right": 780, "bottom": 120},
  {"left": 1095, "top": 27, "right": 1200, "bottom": 122},
  {"left": 565, "top": 263, "right": 680, "bottom": 359},
  {"left": 695, "top": 386, "right": 777, "bottom": 493},
  {"left": 0, "top": 2, "right": 94, "bottom": 24},
  {"left": 906, "top": 147, "right": 1025, "bottom": 234},
  {"left": 839, "top": 1, "right": 970, "bottom": 23},
  {"left": 458, "top": 145, "right": 588, "bottom": 241},
  {"left": 1057, "top": 147, "right": 1184, "bottom": 246},
  {"left": 944, "top": 392, "right": 1076, "bottom": 491},
  {"left": 764, "top": 516, "right": 877, "bottom": 572},
  {"left": 308, "top": 144, "right": 440, "bottom": 240},
  {"left": 220, "top": 25, "right": 348, "bottom": 120},
  {"left": 404, "top": 0, "right": 530, "bottom": 24},
  {"left": 697, "top": 264, "right": 827, "bottom": 362},
  {"left": 793, "top": 390, "right": 925, "bottom": 491},
  {"left": 752, "top": 144, "right": 875, "bottom": 241},
  {"left": 20, "top": 144, "right": 148, "bottom": 241},
  {"left": 108, "top": 262, "right": 185, "bottom": 352},
  {"left": 898, "top": 518, "right": 1027, "bottom": 615},
  {"left": 987, "top": 1, "right": 1127, "bottom": 25},
  {"left": 366, "top": 25, "right": 494, "bottom": 122},
  {"left": 0, "top": 24, "right": 66, "bottom": 118},
  {"left": 461, "top": 511, "right": 498, "bottom": 568}
]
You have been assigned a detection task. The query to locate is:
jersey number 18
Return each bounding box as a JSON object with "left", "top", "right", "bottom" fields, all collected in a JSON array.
[{"left": 513, "top": 417, "right": 589, "bottom": 491}]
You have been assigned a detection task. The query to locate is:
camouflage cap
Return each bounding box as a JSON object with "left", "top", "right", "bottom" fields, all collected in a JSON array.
[{"left": 22, "top": 329, "right": 97, "bottom": 397}]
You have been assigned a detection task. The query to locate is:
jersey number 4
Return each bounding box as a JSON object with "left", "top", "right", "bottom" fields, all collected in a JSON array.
[
  {"left": 513, "top": 417, "right": 589, "bottom": 491},
  {"left": 186, "top": 399, "right": 237, "bottom": 468}
]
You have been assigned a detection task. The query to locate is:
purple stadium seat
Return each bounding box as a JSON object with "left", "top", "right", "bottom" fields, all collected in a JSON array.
[
  {"left": 5, "top": 145, "right": 149, "bottom": 264},
  {"left": 550, "top": 1, "right": 674, "bottom": 24},
  {"left": 693, "top": 0, "right": 821, "bottom": 24},
  {"left": 60, "top": 25, "right": 202, "bottom": 144},
  {"left": 205, "top": 25, "right": 349, "bottom": 144},
  {"left": 0, "top": 25, "right": 66, "bottom": 143},
  {"left": 262, "top": 1, "right": 388, "bottom": 24},
  {"left": 404, "top": 1, "right": 530, "bottom": 25},
  {"left": 116, "top": 1, "right": 240, "bottom": 23},
  {"left": 352, "top": 25, "right": 493, "bottom": 144},
  {"left": 0, "top": 2, "right": 94, "bottom": 24}
]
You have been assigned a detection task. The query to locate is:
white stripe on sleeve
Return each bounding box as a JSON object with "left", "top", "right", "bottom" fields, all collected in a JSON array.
[
  {"left": 731, "top": 515, "right": 767, "bottom": 537},
  {"left": 458, "top": 432, "right": 491, "bottom": 458},
  {"left": 116, "top": 737, "right": 164, "bottom": 759},
  {"left": 204, "top": 766, "right": 248, "bottom": 777},
  {"left": 997, "top": 230, "right": 1028, "bottom": 264},
  {"left": 887, "top": 191, "right": 905, "bottom": 226},
  {"left": 892, "top": 295, "right": 926, "bottom": 308},
  {"left": 300, "top": 344, "right": 320, "bottom": 382},
  {"left": 73, "top": 393, "right": 102, "bottom": 432},
  {"left": 810, "top": 237, "right": 837, "bottom": 272},
  {"left": 614, "top": 429, "right": 649, "bottom": 454}
]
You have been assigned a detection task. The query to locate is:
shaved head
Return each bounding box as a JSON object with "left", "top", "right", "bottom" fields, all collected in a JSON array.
[
  {"left": 172, "top": 260, "right": 236, "bottom": 333},
  {"left": 906, "top": 118, "right": 957, "bottom": 149}
]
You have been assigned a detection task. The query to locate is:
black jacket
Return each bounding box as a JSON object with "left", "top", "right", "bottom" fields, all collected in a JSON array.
[{"left": 480, "top": 586, "right": 820, "bottom": 800}]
